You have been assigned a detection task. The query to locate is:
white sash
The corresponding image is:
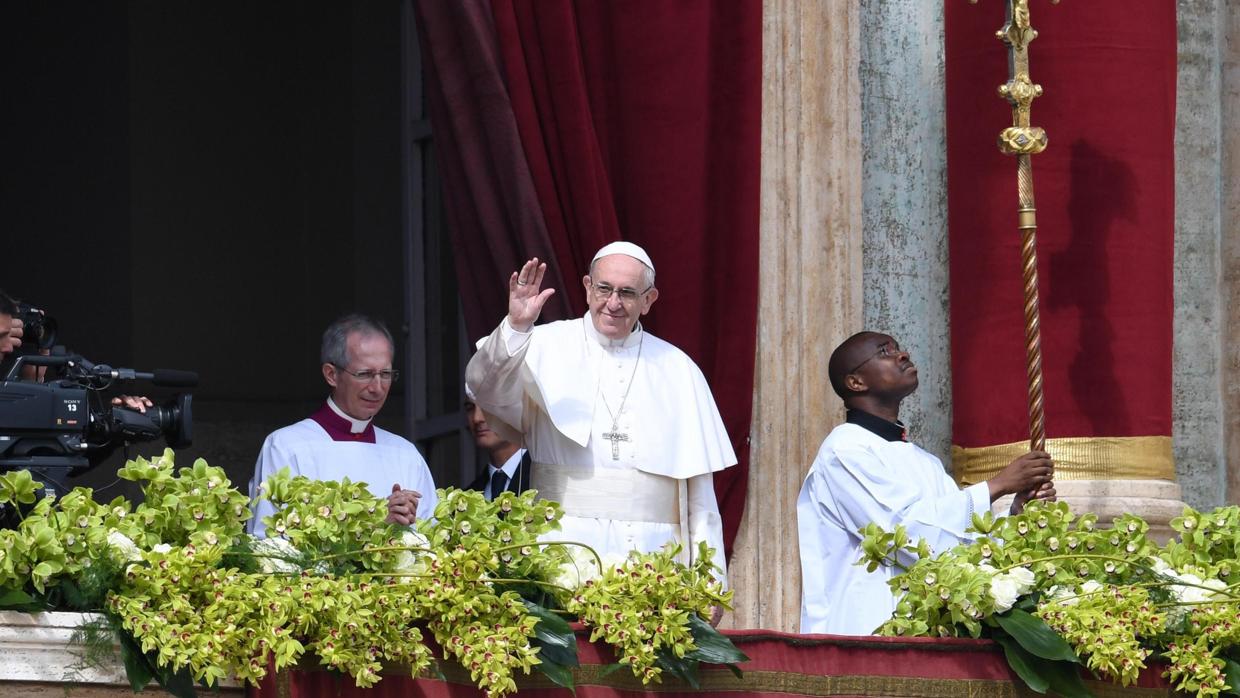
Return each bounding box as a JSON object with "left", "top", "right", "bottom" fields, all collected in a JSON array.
[
  {"left": 533, "top": 462, "right": 693, "bottom": 565},
  {"left": 532, "top": 462, "right": 678, "bottom": 523}
]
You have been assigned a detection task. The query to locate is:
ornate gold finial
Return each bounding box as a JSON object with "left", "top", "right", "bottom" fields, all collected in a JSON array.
[{"left": 965, "top": 0, "right": 1063, "bottom": 457}]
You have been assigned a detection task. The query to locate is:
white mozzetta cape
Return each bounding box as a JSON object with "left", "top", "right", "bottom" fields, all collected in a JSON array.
[
  {"left": 465, "top": 313, "right": 736, "bottom": 579},
  {"left": 466, "top": 314, "right": 736, "bottom": 480},
  {"left": 797, "top": 423, "right": 990, "bottom": 635}
]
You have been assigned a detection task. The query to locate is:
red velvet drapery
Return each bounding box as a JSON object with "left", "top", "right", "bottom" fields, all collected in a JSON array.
[
  {"left": 416, "top": 1, "right": 761, "bottom": 555},
  {"left": 945, "top": 2, "right": 1176, "bottom": 462}
]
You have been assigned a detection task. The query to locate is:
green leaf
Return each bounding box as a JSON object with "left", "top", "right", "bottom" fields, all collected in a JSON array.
[
  {"left": 994, "top": 609, "right": 1078, "bottom": 663},
  {"left": 994, "top": 635, "right": 1093, "bottom": 698},
  {"left": 427, "top": 659, "right": 447, "bottom": 683},
  {"left": 535, "top": 638, "right": 578, "bottom": 668},
  {"left": 1037, "top": 659, "right": 1093, "bottom": 698},
  {"left": 994, "top": 634, "right": 1049, "bottom": 694},
  {"left": 522, "top": 600, "right": 578, "bottom": 657},
  {"left": 0, "top": 588, "right": 43, "bottom": 611},
  {"left": 152, "top": 664, "right": 197, "bottom": 698},
  {"left": 117, "top": 632, "right": 154, "bottom": 693},
  {"left": 533, "top": 657, "right": 576, "bottom": 692},
  {"left": 655, "top": 653, "right": 701, "bottom": 689},
  {"left": 684, "top": 614, "right": 749, "bottom": 666},
  {"left": 1222, "top": 657, "right": 1240, "bottom": 697},
  {"left": 596, "top": 663, "right": 626, "bottom": 679}
]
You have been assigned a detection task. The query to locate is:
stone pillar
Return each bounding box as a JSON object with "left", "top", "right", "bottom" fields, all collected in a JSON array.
[
  {"left": 859, "top": 1, "right": 953, "bottom": 462},
  {"left": 1223, "top": 0, "right": 1240, "bottom": 505},
  {"left": 1174, "top": 0, "right": 1227, "bottom": 509},
  {"left": 726, "top": 0, "right": 863, "bottom": 632}
]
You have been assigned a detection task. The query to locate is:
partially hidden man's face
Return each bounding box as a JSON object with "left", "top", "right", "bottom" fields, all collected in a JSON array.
[
  {"left": 322, "top": 331, "right": 394, "bottom": 421},
  {"left": 464, "top": 399, "right": 507, "bottom": 451},
  {"left": 582, "top": 254, "right": 659, "bottom": 341},
  {"left": 846, "top": 333, "right": 918, "bottom": 398}
]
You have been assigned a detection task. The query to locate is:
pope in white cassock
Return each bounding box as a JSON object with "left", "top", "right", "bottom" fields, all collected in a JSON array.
[
  {"left": 248, "top": 314, "right": 437, "bottom": 537},
  {"left": 797, "top": 331, "right": 1056, "bottom": 636},
  {"left": 465, "top": 242, "right": 736, "bottom": 599}
]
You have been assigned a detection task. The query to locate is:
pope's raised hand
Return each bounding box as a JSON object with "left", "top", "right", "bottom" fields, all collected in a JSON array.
[{"left": 507, "top": 258, "right": 556, "bottom": 332}]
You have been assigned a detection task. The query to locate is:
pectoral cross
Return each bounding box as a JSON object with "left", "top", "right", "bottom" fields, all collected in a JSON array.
[{"left": 602, "top": 428, "right": 629, "bottom": 460}]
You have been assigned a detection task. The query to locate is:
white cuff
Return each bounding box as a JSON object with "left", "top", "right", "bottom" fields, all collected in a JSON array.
[
  {"left": 963, "top": 482, "right": 991, "bottom": 527},
  {"left": 500, "top": 317, "right": 533, "bottom": 356}
]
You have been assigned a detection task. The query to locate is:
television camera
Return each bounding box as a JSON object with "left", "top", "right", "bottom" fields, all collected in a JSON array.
[{"left": 0, "top": 352, "right": 197, "bottom": 499}]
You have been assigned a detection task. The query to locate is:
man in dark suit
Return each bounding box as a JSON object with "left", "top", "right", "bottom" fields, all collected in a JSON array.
[{"left": 465, "top": 389, "right": 530, "bottom": 499}]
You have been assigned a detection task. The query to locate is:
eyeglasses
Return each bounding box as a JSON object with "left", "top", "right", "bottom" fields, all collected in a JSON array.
[
  {"left": 336, "top": 367, "right": 400, "bottom": 383},
  {"left": 589, "top": 281, "right": 653, "bottom": 304},
  {"left": 847, "top": 340, "right": 903, "bottom": 374}
]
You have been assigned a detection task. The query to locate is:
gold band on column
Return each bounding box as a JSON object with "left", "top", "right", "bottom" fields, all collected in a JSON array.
[{"left": 952, "top": 435, "right": 1175, "bottom": 486}]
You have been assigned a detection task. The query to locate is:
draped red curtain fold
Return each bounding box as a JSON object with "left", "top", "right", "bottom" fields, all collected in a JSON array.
[
  {"left": 415, "top": 0, "right": 761, "bottom": 555},
  {"left": 412, "top": 0, "right": 575, "bottom": 334},
  {"left": 945, "top": 2, "right": 1176, "bottom": 478}
]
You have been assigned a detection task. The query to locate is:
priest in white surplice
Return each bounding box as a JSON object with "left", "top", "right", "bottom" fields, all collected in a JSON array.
[
  {"left": 248, "top": 314, "right": 437, "bottom": 537},
  {"left": 465, "top": 242, "right": 736, "bottom": 596},
  {"left": 797, "top": 331, "right": 1057, "bottom": 636}
]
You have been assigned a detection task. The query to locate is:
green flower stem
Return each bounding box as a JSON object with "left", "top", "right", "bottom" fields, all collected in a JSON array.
[
  {"left": 1006, "top": 552, "right": 1240, "bottom": 604},
  {"left": 306, "top": 541, "right": 604, "bottom": 574},
  {"left": 1127, "top": 579, "right": 1239, "bottom": 599},
  {"left": 492, "top": 541, "right": 605, "bottom": 573},
  {"left": 994, "top": 553, "right": 1148, "bottom": 575},
  {"left": 307, "top": 545, "right": 434, "bottom": 564},
  {"left": 358, "top": 571, "right": 575, "bottom": 596},
  {"left": 1154, "top": 599, "right": 1240, "bottom": 609},
  {"left": 869, "top": 548, "right": 910, "bottom": 573},
  {"left": 231, "top": 551, "right": 305, "bottom": 564}
]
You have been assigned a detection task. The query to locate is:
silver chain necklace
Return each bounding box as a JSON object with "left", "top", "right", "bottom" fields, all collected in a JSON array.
[{"left": 591, "top": 324, "right": 644, "bottom": 461}]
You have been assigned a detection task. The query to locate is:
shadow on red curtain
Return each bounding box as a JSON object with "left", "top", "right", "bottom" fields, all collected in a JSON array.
[
  {"left": 945, "top": 1, "right": 1175, "bottom": 451},
  {"left": 415, "top": 0, "right": 761, "bottom": 556}
]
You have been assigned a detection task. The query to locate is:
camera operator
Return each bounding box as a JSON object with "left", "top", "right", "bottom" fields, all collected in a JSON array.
[
  {"left": 1, "top": 290, "right": 40, "bottom": 381},
  {"left": 0, "top": 290, "right": 195, "bottom": 501},
  {"left": 1, "top": 289, "right": 152, "bottom": 410}
]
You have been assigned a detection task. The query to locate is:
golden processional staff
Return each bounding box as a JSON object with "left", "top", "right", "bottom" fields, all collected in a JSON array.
[{"left": 968, "top": 0, "right": 1061, "bottom": 454}]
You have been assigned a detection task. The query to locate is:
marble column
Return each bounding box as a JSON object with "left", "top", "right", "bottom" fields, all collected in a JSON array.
[
  {"left": 1223, "top": 0, "right": 1240, "bottom": 505},
  {"left": 859, "top": 1, "right": 953, "bottom": 463},
  {"left": 1174, "top": 0, "right": 1227, "bottom": 509},
  {"left": 726, "top": 0, "right": 863, "bottom": 632}
]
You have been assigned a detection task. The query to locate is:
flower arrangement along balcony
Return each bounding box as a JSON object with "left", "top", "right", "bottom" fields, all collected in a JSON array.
[
  {"left": 859, "top": 500, "right": 1240, "bottom": 698},
  {"left": 0, "top": 450, "right": 745, "bottom": 698}
]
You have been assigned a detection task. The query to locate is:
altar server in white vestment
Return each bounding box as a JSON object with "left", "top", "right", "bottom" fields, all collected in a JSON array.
[
  {"left": 465, "top": 243, "right": 736, "bottom": 594},
  {"left": 797, "top": 331, "right": 1056, "bottom": 635},
  {"left": 248, "top": 314, "right": 437, "bottom": 536}
]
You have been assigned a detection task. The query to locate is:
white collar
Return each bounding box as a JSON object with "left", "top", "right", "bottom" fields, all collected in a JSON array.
[
  {"left": 327, "top": 396, "right": 372, "bottom": 434},
  {"left": 489, "top": 448, "right": 526, "bottom": 478},
  {"left": 583, "top": 312, "right": 643, "bottom": 349}
]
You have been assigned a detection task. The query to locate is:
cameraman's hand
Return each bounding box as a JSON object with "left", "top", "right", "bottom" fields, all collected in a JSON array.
[
  {"left": 5, "top": 316, "right": 21, "bottom": 354},
  {"left": 112, "top": 395, "right": 154, "bottom": 413}
]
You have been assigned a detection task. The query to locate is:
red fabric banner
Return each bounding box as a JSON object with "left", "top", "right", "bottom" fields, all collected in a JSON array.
[
  {"left": 946, "top": 2, "right": 1176, "bottom": 448},
  {"left": 248, "top": 630, "right": 1173, "bottom": 697},
  {"left": 487, "top": 0, "right": 762, "bottom": 555}
]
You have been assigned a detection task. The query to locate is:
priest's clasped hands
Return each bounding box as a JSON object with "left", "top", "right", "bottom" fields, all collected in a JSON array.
[{"left": 386, "top": 484, "right": 422, "bottom": 526}]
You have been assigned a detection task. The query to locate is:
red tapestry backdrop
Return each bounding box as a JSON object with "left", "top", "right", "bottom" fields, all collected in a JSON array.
[
  {"left": 945, "top": 3, "right": 1176, "bottom": 462},
  {"left": 416, "top": 0, "right": 761, "bottom": 555}
]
